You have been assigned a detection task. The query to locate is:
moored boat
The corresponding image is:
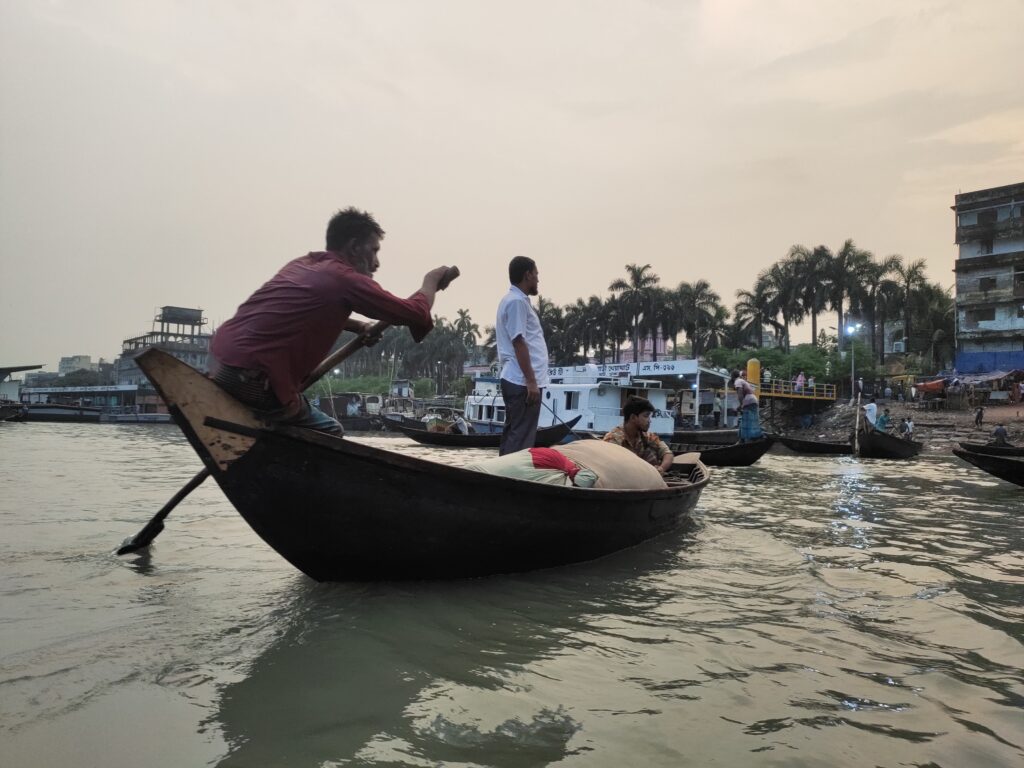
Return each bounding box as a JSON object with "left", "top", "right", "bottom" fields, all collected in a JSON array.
[
  {"left": 134, "top": 348, "right": 710, "bottom": 581},
  {"left": 393, "top": 415, "right": 582, "bottom": 448},
  {"left": 776, "top": 435, "right": 853, "bottom": 455},
  {"left": 952, "top": 448, "right": 1024, "bottom": 487},
  {"left": 956, "top": 441, "right": 1024, "bottom": 458},
  {"left": 669, "top": 437, "right": 774, "bottom": 467},
  {"left": 856, "top": 428, "right": 922, "bottom": 460}
]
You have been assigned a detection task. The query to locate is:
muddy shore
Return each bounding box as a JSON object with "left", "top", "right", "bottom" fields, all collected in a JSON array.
[{"left": 777, "top": 399, "right": 1023, "bottom": 453}]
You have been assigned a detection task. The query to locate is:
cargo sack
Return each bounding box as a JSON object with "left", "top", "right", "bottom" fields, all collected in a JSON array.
[
  {"left": 466, "top": 447, "right": 596, "bottom": 487},
  {"left": 553, "top": 440, "right": 667, "bottom": 490}
]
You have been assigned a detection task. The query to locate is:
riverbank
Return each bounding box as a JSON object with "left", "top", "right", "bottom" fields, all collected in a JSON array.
[{"left": 782, "top": 399, "right": 1023, "bottom": 451}]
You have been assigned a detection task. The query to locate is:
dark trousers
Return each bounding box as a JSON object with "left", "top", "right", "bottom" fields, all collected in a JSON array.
[{"left": 499, "top": 379, "right": 542, "bottom": 456}]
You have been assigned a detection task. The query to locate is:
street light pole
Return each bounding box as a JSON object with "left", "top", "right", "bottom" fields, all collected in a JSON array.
[{"left": 846, "top": 323, "right": 862, "bottom": 405}]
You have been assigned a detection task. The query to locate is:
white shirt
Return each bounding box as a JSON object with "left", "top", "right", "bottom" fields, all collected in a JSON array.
[
  {"left": 863, "top": 402, "right": 877, "bottom": 425},
  {"left": 496, "top": 286, "right": 549, "bottom": 388}
]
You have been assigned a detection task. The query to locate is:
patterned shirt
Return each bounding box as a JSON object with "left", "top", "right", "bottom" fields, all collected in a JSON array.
[{"left": 602, "top": 426, "right": 672, "bottom": 467}]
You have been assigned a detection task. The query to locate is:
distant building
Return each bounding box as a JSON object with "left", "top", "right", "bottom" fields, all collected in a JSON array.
[
  {"left": 115, "top": 306, "right": 212, "bottom": 388},
  {"left": 58, "top": 355, "right": 97, "bottom": 376},
  {"left": 953, "top": 182, "right": 1024, "bottom": 372}
]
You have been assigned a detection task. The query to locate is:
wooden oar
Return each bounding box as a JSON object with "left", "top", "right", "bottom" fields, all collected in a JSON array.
[{"left": 116, "top": 266, "right": 461, "bottom": 556}]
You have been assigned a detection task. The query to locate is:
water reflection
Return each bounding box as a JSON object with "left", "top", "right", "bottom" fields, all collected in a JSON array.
[{"left": 212, "top": 536, "right": 693, "bottom": 767}]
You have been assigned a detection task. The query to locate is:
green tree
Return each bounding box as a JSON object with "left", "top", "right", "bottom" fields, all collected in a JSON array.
[{"left": 609, "top": 263, "right": 660, "bottom": 362}]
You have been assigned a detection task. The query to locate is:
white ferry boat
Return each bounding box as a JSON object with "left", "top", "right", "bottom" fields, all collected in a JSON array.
[{"left": 464, "top": 361, "right": 718, "bottom": 437}]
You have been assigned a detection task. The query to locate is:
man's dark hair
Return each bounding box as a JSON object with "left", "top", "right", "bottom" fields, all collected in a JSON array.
[
  {"left": 326, "top": 207, "right": 385, "bottom": 251},
  {"left": 508, "top": 255, "right": 536, "bottom": 285},
  {"left": 623, "top": 396, "right": 656, "bottom": 422}
]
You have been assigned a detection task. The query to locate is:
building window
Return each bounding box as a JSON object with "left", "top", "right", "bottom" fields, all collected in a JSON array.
[
  {"left": 978, "top": 209, "right": 997, "bottom": 226},
  {"left": 979, "top": 239, "right": 994, "bottom": 255},
  {"left": 979, "top": 276, "right": 997, "bottom": 291},
  {"left": 1018, "top": 304, "right": 1024, "bottom": 319},
  {"left": 967, "top": 308, "right": 995, "bottom": 322}
]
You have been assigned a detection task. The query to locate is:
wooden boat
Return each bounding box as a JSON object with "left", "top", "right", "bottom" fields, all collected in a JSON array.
[
  {"left": 776, "top": 435, "right": 853, "bottom": 455},
  {"left": 671, "top": 428, "right": 738, "bottom": 445},
  {"left": 856, "top": 427, "right": 922, "bottom": 459},
  {"left": 135, "top": 348, "right": 710, "bottom": 581},
  {"left": 14, "top": 403, "right": 103, "bottom": 423},
  {"left": 0, "top": 402, "right": 23, "bottom": 422},
  {"left": 956, "top": 441, "right": 1024, "bottom": 458},
  {"left": 393, "top": 416, "right": 582, "bottom": 448},
  {"left": 952, "top": 448, "right": 1024, "bottom": 487},
  {"left": 669, "top": 437, "right": 774, "bottom": 467}
]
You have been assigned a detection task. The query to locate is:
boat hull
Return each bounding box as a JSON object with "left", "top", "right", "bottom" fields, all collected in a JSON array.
[
  {"left": 670, "top": 437, "right": 774, "bottom": 467},
  {"left": 777, "top": 436, "right": 853, "bottom": 455},
  {"left": 953, "top": 448, "right": 1024, "bottom": 487},
  {"left": 856, "top": 428, "right": 922, "bottom": 459},
  {"left": 210, "top": 426, "right": 706, "bottom": 581},
  {"left": 957, "top": 441, "right": 1024, "bottom": 457}
]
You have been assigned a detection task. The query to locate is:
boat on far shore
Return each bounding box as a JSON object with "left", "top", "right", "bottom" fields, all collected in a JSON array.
[
  {"left": 856, "top": 427, "right": 922, "bottom": 460},
  {"left": 957, "top": 441, "right": 1024, "bottom": 458},
  {"left": 776, "top": 435, "right": 853, "bottom": 455}
]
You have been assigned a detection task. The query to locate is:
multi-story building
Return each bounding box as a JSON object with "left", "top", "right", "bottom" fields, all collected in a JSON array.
[
  {"left": 58, "top": 355, "right": 97, "bottom": 376},
  {"left": 114, "top": 306, "right": 212, "bottom": 397},
  {"left": 953, "top": 181, "right": 1024, "bottom": 372}
]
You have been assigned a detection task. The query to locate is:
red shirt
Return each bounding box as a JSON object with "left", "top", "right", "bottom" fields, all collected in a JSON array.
[{"left": 211, "top": 252, "right": 432, "bottom": 410}]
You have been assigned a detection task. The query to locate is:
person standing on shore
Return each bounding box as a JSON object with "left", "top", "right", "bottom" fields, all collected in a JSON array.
[
  {"left": 496, "top": 256, "right": 549, "bottom": 455},
  {"left": 731, "top": 368, "right": 763, "bottom": 442}
]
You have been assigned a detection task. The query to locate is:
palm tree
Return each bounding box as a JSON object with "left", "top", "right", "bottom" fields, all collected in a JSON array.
[
  {"left": 789, "top": 244, "right": 830, "bottom": 346},
  {"left": 536, "top": 296, "right": 565, "bottom": 363},
  {"left": 609, "top": 264, "right": 660, "bottom": 362},
  {"left": 674, "top": 280, "right": 722, "bottom": 359},
  {"left": 754, "top": 259, "right": 804, "bottom": 352},
  {"left": 453, "top": 308, "right": 480, "bottom": 350},
  {"left": 733, "top": 285, "right": 776, "bottom": 348},
  {"left": 917, "top": 282, "right": 954, "bottom": 372},
  {"left": 825, "top": 240, "right": 872, "bottom": 346},
  {"left": 895, "top": 258, "right": 928, "bottom": 354},
  {"left": 875, "top": 279, "right": 904, "bottom": 364},
  {"left": 697, "top": 305, "right": 731, "bottom": 352},
  {"left": 849, "top": 254, "right": 899, "bottom": 361}
]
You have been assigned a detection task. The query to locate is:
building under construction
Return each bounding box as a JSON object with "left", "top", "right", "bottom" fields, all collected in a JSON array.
[{"left": 114, "top": 307, "right": 211, "bottom": 402}]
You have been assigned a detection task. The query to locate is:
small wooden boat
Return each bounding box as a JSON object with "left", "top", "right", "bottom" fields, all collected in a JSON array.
[
  {"left": 393, "top": 416, "right": 582, "bottom": 448},
  {"left": 856, "top": 427, "right": 922, "bottom": 459},
  {"left": 953, "top": 448, "right": 1024, "bottom": 487},
  {"left": 776, "top": 435, "right": 853, "bottom": 455},
  {"left": 671, "top": 428, "right": 738, "bottom": 445},
  {"left": 134, "top": 348, "right": 710, "bottom": 581},
  {"left": 0, "top": 402, "right": 23, "bottom": 422},
  {"left": 669, "top": 437, "right": 774, "bottom": 467},
  {"left": 956, "top": 441, "right": 1024, "bottom": 458}
]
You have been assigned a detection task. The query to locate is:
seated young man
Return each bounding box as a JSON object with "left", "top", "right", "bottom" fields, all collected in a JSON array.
[{"left": 602, "top": 396, "right": 674, "bottom": 476}]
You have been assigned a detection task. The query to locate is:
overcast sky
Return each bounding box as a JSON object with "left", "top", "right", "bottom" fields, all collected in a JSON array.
[{"left": 2, "top": 0, "right": 1022, "bottom": 372}]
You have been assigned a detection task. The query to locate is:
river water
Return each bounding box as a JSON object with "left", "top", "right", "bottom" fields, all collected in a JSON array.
[{"left": 1, "top": 423, "right": 1021, "bottom": 767}]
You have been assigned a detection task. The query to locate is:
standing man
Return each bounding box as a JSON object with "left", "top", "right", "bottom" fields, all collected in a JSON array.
[
  {"left": 496, "top": 256, "right": 549, "bottom": 455},
  {"left": 862, "top": 397, "right": 878, "bottom": 428},
  {"left": 210, "top": 207, "right": 452, "bottom": 434},
  {"left": 603, "top": 397, "right": 674, "bottom": 476}
]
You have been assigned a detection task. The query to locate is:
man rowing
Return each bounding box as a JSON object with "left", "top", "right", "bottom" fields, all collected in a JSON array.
[
  {"left": 210, "top": 207, "right": 452, "bottom": 434},
  {"left": 602, "top": 396, "right": 674, "bottom": 476}
]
